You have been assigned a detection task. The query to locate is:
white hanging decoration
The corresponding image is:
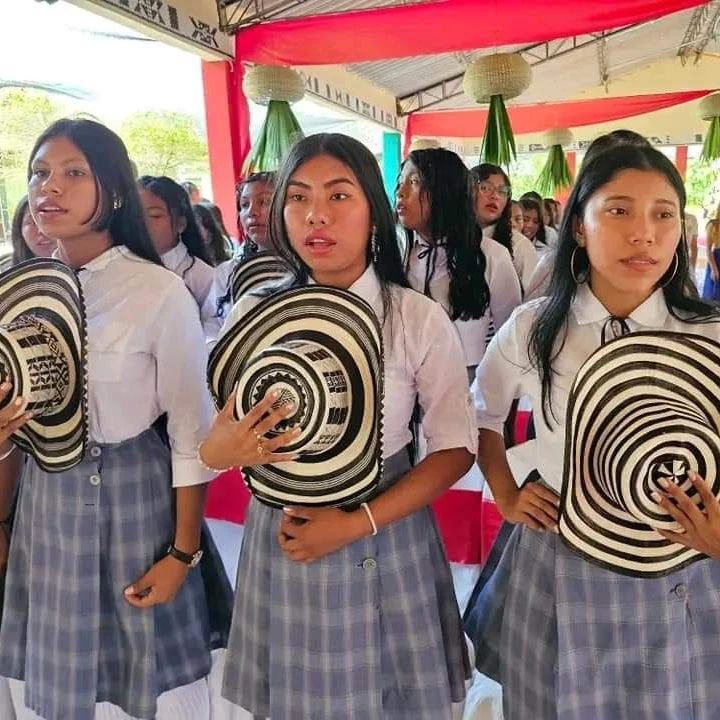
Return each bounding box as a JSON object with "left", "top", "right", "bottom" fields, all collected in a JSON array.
[
  {"left": 243, "top": 65, "right": 305, "bottom": 105},
  {"left": 462, "top": 53, "right": 532, "bottom": 104}
]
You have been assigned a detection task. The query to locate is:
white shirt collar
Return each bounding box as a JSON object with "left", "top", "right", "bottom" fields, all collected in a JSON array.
[
  {"left": 52, "top": 245, "right": 127, "bottom": 275},
  {"left": 308, "top": 265, "right": 383, "bottom": 314},
  {"left": 161, "top": 242, "right": 190, "bottom": 271},
  {"left": 482, "top": 224, "right": 495, "bottom": 239},
  {"left": 571, "top": 283, "right": 669, "bottom": 327}
]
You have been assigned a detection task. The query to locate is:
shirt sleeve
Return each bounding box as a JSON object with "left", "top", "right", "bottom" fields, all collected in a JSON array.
[
  {"left": 415, "top": 301, "right": 478, "bottom": 456},
  {"left": 154, "top": 281, "right": 215, "bottom": 488},
  {"left": 514, "top": 233, "right": 539, "bottom": 293},
  {"left": 472, "top": 305, "right": 527, "bottom": 435},
  {"left": 524, "top": 251, "right": 554, "bottom": 301},
  {"left": 487, "top": 245, "right": 522, "bottom": 330}
]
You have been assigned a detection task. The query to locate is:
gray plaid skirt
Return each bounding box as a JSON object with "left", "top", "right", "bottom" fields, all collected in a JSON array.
[
  {"left": 222, "top": 450, "right": 471, "bottom": 719},
  {"left": 465, "top": 524, "right": 720, "bottom": 720},
  {"left": 0, "top": 426, "right": 233, "bottom": 720}
]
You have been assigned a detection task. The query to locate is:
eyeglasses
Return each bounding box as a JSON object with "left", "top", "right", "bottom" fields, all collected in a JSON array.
[{"left": 477, "top": 182, "right": 511, "bottom": 198}]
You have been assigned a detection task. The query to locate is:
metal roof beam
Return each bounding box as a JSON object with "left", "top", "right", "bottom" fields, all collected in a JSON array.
[
  {"left": 217, "top": 0, "right": 311, "bottom": 32},
  {"left": 678, "top": 0, "right": 720, "bottom": 64},
  {"left": 397, "top": 24, "right": 640, "bottom": 115}
]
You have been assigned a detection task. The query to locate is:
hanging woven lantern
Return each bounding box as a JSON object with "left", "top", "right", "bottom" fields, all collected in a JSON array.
[
  {"left": 699, "top": 92, "right": 720, "bottom": 163},
  {"left": 536, "top": 128, "right": 575, "bottom": 195},
  {"left": 409, "top": 138, "right": 441, "bottom": 152},
  {"left": 463, "top": 53, "right": 532, "bottom": 166},
  {"left": 243, "top": 65, "right": 305, "bottom": 174},
  {"left": 244, "top": 65, "right": 305, "bottom": 105}
]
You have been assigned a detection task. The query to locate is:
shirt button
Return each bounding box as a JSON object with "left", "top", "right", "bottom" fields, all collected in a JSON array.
[
  {"left": 674, "top": 583, "right": 688, "bottom": 599},
  {"left": 89, "top": 474, "right": 101, "bottom": 486},
  {"left": 361, "top": 558, "right": 377, "bottom": 570},
  {"left": 90, "top": 446, "right": 101, "bottom": 458}
]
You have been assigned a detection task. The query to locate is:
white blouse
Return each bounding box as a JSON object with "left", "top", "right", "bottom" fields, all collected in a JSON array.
[
  {"left": 472, "top": 284, "right": 720, "bottom": 493},
  {"left": 79, "top": 246, "right": 214, "bottom": 487},
  {"left": 161, "top": 243, "right": 214, "bottom": 309},
  {"left": 482, "top": 225, "right": 539, "bottom": 294},
  {"left": 407, "top": 239, "right": 521, "bottom": 367},
  {"left": 223, "top": 266, "right": 477, "bottom": 460},
  {"left": 201, "top": 257, "right": 236, "bottom": 344}
]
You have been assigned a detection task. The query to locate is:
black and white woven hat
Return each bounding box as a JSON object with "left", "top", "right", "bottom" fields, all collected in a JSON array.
[
  {"left": 559, "top": 331, "right": 720, "bottom": 577},
  {"left": 208, "top": 285, "right": 383, "bottom": 508},
  {"left": 0, "top": 258, "right": 88, "bottom": 472},
  {"left": 230, "top": 252, "right": 290, "bottom": 303}
]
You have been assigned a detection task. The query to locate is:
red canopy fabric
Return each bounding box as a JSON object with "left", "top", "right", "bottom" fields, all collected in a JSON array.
[
  {"left": 404, "top": 89, "right": 716, "bottom": 154},
  {"left": 235, "top": 0, "right": 703, "bottom": 66}
]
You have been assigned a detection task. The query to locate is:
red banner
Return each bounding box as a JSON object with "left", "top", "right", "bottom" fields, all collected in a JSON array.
[
  {"left": 404, "top": 89, "right": 716, "bottom": 153},
  {"left": 235, "top": 0, "right": 703, "bottom": 66}
]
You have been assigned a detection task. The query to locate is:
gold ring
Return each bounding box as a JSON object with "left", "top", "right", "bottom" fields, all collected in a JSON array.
[
  {"left": 257, "top": 442, "right": 266, "bottom": 456},
  {"left": 255, "top": 431, "right": 263, "bottom": 443}
]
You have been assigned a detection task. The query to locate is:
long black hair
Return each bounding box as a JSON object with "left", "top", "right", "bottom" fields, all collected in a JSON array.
[
  {"left": 520, "top": 197, "right": 547, "bottom": 247},
  {"left": 528, "top": 144, "right": 720, "bottom": 426},
  {"left": 10, "top": 197, "right": 35, "bottom": 265},
  {"left": 28, "top": 118, "right": 160, "bottom": 264},
  {"left": 193, "top": 203, "right": 231, "bottom": 266},
  {"left": 402, "top": 149, "right": 489, "bottom": 320},
  {"left": 138, "top": 175, "right": 212, "bottom": 266},
  {"left": 268, "top": 133, "right": 409, "bottom": 320},
  {"left": 471, "top": 162, "right": 514, "bottom": 259}
]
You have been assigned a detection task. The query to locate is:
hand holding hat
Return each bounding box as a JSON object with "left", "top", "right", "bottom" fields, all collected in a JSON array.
[
  {"left": 655, "top": 470, "right": 720, "bottom": 560},
  {"left": 0, "top": 383, "right": 33, "bottom": 451},
  {"left": 199, "top": 390, "right": 300, "bottom": 472}
]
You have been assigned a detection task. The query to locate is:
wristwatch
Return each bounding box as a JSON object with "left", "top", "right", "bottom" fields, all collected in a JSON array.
[{"left": 166, "top": 543, "right": 204, "bottom": 568}]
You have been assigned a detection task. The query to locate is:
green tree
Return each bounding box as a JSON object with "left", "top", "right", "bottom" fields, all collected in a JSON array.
[
  {"left": 0, "top": 88, "right": 66, "bottom": 177},
  {"left": 120, "top": 111, "right": 208, "bottom": 178},
  {"left": 685, "top": 157, "right": 720, "bottom": 220}
]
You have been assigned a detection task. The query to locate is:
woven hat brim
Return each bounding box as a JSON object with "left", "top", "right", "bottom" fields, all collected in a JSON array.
[
  {"left": 230, "top": 253, "right": 291, "bottom": 303},
  {"left": 560, "top": 331, "right": 720, "bottom": 577},
  {"left": 208, "top": 285, "right": 383, "bottom": 508},
  {"left": 0, "top": 258, "right": 88, "bottom": 473}
]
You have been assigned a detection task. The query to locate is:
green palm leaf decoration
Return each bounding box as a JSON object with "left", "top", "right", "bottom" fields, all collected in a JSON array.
[
  {"left": 700, "top": 93, "right": 720, "bottom": 163},
  {"left": 536, "top": 129, "right": 575, "bottom": 195},
  {"left": 243, "top": 65, "right": 305, "bottom": 174},
  {"left": 481, "top": 94, "right": 517, "bottom": 166},
  {"left": 463, "top": 53, "right": 532, "bottom": 168},
  {"left": 701, "top": 115, "right": 720, "bottom": 163},
  {"left": 244, "top": 100, "right": 303, "bottom": 174}
]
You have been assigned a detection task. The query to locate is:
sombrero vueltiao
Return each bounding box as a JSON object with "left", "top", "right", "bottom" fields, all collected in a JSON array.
[
  {"left": 0, "top": 258, "right": 88, "bottom": 472},
  {"left": 208, "top": 285, "right": 383, "bottom": 508},
  {"left": 559, "top": 330, "right": 720, "bottom": 577},
  {"left": 230, "top": 252, "right": 290, "bottom": 303}
]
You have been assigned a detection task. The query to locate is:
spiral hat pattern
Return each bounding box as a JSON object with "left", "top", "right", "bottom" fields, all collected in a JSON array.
[
  {"left": 559, "top": 331, "right": 720, "bottom": 577},
  {"left": 208, "top": 285, "right": 383, "bottom": 508}
]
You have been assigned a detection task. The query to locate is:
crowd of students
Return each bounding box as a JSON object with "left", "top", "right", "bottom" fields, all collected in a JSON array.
[{"left": 1, "top": 118, "right": 720, "bottom": 720}]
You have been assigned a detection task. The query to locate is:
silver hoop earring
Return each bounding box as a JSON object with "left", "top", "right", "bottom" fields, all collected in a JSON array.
[
  {"left": 570, "top": 246, "right": 588, "bottom": 285},
  {"left": 659, "top": 253, "right": 679, "bottom": 289},
  {"left": 112, "top": 195, "right": 123, "bottom": 211}
]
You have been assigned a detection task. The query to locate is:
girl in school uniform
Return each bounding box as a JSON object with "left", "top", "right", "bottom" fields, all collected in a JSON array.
[
  {"left": 9, "top": 196, "right": 57, "bottom": 266},
  {"left": 466, "top": 144, "right": 720, "bottom": 720},
  {"left": 520, "top": 196, "right": 552, "bottom": 255},
  {"left": 0, "top": 119, "right": 232, "bottom": 720},
  {"left": 193, "top": 203, "right": 232, "bottom": 267},
  {"left": 138, "top": 175, "right": 215, "bottom": 309},
  {"left": 201, "top": 172, "right": 277, "bottom": 344},
  {"left": 471, "top": 163, "right": 539, "bottom": 294},
  {"left": 199, "top": 132, "right": 477, "bottom": 720},
  {"left": 396, "top": 148, "right": 521, "bottom": 378}
]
